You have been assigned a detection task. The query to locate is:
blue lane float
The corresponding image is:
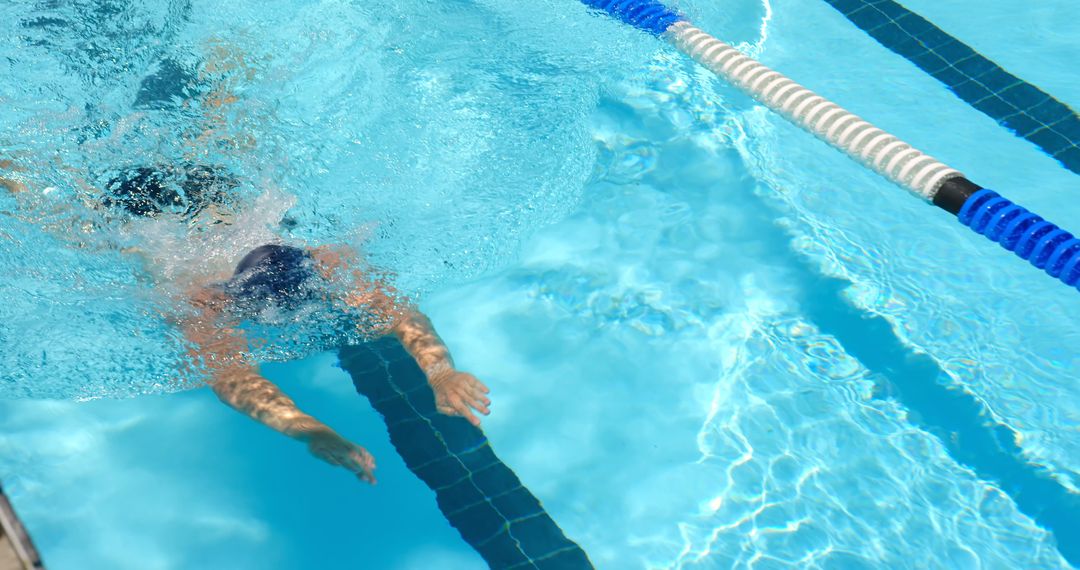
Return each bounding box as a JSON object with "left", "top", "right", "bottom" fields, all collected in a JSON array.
[
  {"left": 959, "top": 189, "right": 1080, "bottom": 288},
  {"left": 581, "top": 0, "right": 1080, "bottom": 294},
  {"left": 579, "top": 0, "right": 683, "bottom": 35}
]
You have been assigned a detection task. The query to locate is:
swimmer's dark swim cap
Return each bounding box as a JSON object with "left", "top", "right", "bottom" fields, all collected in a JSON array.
[
  {"left": 103, "top": 164, "right": 236, "bottom": 218},
  {"left": 225, "top": 244, "right": 316, "bottom": 313}
]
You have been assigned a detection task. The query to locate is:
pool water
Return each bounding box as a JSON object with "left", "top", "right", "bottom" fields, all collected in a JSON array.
[{"left": 1, "top": 0, "right": 1078, "bottom": 568}]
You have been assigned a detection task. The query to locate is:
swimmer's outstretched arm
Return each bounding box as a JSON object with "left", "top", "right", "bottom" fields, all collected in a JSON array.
[
  {"left": 182, "top": 287, "right": 377, "bottom": 484},
  {"left": 312, "top": 247, "right": 492, "bottom": 427},
  {"left": 391, "top": 310, "right": 492, "bottom": 427}
]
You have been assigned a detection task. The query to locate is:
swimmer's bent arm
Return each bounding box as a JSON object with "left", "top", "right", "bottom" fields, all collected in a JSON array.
[
  {"left": 183, "top": 289, "right": 377, "bottom": 484},
  {"left": 389, "top": 309, "right": 492, "bottom": 428},
  {"left": 312, "top": 246, "right": 492, "bottom": 427}
]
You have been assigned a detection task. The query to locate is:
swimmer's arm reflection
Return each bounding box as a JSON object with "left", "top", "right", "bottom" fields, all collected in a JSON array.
[
  {"left": 312, "top": 247, "right": 492, "bottom": 427},
  {"left": 183, "top": 288, "right": 377, "bottom": 484}
]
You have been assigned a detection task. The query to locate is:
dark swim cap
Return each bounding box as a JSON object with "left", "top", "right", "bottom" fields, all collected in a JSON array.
[
  {"left": 225, "top": 245, "right": 317, "bottom": 312},
  {"left": 103, "top": 164, "right": 237, "bottom": 218}
]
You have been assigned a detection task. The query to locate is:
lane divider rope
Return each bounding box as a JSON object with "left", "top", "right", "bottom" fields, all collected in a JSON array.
[
  {"left": 959, "top": 189, "right": 1080, "bottom": 286},
  {"left": 580, "top": 0, "right": 1080, "bottom": 292}
]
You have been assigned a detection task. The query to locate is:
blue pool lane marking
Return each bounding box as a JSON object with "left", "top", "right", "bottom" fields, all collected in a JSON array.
[
  {"left": 798, "top": 269, "right": 1080, "bottom": 567},
  {"left": 338, "top": 339, "right": 592, "bottom": 570},
  {"left": 821, "top": 0, "right": 1080, "bottom": 176}
]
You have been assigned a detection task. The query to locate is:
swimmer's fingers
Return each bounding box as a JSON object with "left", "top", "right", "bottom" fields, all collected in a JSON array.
[
  {"left": 464, "top": 375, "right": 491, "bottom": 410},
  {"left": 435, "top": 394, "right": 466, "bottom": 422},
  {"left": 344, "top": 447, "right": 378, "bottom": 485},
  {"left": 456, "top": 403, "right": 482, "bottom": 428},
  {"left": 464, "top": 388, "right": 490, "bottom": 418},
  {"left": 469, "top": 398, "right": 490, "bottom": 417},
  {"left": 433, "top": 372, "right": 491, "bottom": 427},
  {"left": 435, "top": 392, "right": 480, "bottom": 427},
  {"left": 335, "top": 446, "right": 377, "bottom": 485},
  {"left": 471, "top": 376, "right": 491, "bottom": 395},
  {"left": 305, "top": 429, "right": 378, "bottom": 485},
  {"left": 458, "top": 374, "right": 491, "bottom": 418},
  {"left": 334, "top": 441, "right": 376, "bottom": 484}
]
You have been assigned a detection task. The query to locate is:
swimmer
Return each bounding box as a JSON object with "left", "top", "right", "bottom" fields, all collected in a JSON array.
[
  {"left": 79, "top": 169, "right": 593, "bottom": 569},
  {"left": 1, "top": 45, "right": 492, "bottom": 486},
  {"left": 2, "top": 158, "right": 492, "bottom": 486},
  {"left": 4, "top": 39, "right": 591, "bottom": 570},
  {"left": 121, "top": 164, "right": 495, "bottom": 485},
  {"left": 184, "top": 242, "right": 493, "bottom": 485}
]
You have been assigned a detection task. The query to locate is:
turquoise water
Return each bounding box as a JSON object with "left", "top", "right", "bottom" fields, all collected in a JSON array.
[{"left": 1, "top": 0, "right": 1078, "bottom": 568}]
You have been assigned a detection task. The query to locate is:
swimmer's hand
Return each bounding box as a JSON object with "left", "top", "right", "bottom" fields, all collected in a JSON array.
[
  {"left": 429, "top": 369, "right": 491, "bottom": 427},
  {"left": 293, "top": 424, "right": 377, "bottom": 485}
]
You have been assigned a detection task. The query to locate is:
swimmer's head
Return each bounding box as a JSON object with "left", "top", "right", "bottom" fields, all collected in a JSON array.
[
  {"left": 103, "top": 165, "right": 238, "bottom": 222},
  {"left": 225, "top": 244, "right": 316, "bottom": 314}
]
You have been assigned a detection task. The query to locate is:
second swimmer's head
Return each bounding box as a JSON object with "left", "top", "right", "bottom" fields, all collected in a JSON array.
[{"left": 103, "top": 164, "right": 238, "bottom": 221}]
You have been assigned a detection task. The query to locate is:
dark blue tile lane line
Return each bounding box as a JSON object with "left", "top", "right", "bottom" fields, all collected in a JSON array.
[
  {"left": 703, "top": 156, "right": 1079, "bottom": 562},
  {"left": 822, "top": 0, "right": 1080, "bottom": 176},
  {"left": 338, "top": 339, "right": 593, "bottom": 570},
  {"left": 795, "top": 267, "right": 1080, "bottom": 567}
]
